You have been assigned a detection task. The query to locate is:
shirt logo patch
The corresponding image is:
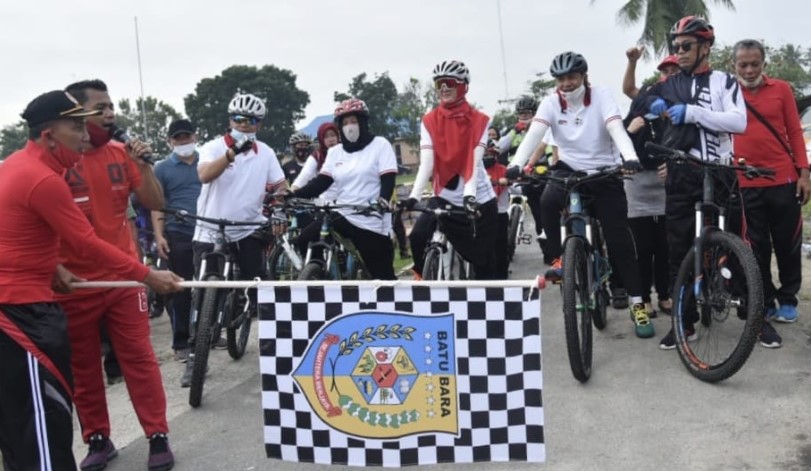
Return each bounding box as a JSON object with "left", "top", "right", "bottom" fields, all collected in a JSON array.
[{"left": 558, "top": 119, "right": 568, "bottom": 125}]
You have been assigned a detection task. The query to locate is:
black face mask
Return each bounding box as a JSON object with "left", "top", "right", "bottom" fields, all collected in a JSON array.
[{"left": 294, "top": 148, "right": 310, "bottom": 160}]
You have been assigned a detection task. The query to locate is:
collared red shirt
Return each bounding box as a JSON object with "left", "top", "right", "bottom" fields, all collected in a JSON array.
[
  {"left": 154, "top": 152, "right": 201, "bottom": 236},
  {"left": 734, "top": 75, "right": 808, "bottom": 188}
]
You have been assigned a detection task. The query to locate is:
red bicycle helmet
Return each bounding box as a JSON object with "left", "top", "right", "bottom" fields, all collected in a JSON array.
[
  {"left": 670, "top": 16, "right": 715, "bottom": 45},
  {"left": 334, "top": 98, "right": 369, "bottom": 119}
]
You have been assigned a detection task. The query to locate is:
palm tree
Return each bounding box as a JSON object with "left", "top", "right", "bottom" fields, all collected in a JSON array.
[{"left": 604, "top": 0, "right": 736, "bottom": 57}]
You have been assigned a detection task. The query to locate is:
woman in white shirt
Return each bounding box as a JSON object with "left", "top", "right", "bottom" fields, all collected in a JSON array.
[{"left": 291, "top": 98, "right": 398, "bottom": 280}]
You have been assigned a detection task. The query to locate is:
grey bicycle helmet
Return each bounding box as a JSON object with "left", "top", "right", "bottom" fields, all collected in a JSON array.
[
  {"left": 515, "top": 96, "right": 538, "bottom": 113},
  {"left": 549, "top": 52, "right": 588, "bottom": 78},
  {"left": 288, "top": 132, "right": 312, "bottom": 145},
  {"left": 432, "top": 60, "right": 471, "bottom": 83}
]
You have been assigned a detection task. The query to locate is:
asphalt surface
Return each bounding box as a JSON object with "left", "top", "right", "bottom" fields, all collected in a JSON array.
[{"left": 73, "top": 230, "right": 811, "bottom": 471}]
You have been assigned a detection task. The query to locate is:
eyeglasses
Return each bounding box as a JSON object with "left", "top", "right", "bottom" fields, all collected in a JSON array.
[
  {"left": 671, "top": 40, "right": 699, "bottom": 53},
  {"left": 230, "top": 115, "right": 260, "bottom": 125},
  {"left": 435, "top": 77, "right": 464, "bottom": 90}
]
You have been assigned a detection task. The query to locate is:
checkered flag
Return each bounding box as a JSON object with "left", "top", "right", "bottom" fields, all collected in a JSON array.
[{"left": 258, "top": 284, "right": 545, "bottom": 467}]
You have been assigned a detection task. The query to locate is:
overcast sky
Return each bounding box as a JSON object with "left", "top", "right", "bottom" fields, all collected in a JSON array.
[{"left": 0, "top": 0, "right": 807, "bottom": 132}]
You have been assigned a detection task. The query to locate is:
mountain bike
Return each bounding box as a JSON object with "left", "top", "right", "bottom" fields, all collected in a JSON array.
[
  {"left": 163, "top": 209, "right": 268, "bottom": 407},
  {"left": 506, "top": 186, "right": 533, "bottom": 262},
  {"left": 265, "top": 207, "right": 305, "bottom": 281},
  {"left": 407, "top": 204, "right": 473, "bottom": 280},
  {"left": 527, "top": 167, "right": 618, "bottom": 383},
  {"left": 287, "top": 200, "right": 379, "bottom": 281},
  {"left": 645, "top": 142, "right": 775, "bottom": 383}
]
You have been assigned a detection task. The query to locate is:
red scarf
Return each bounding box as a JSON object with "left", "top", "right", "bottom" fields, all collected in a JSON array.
[{"left": 422, "top": 101, "right": 490, "bottom": 194}]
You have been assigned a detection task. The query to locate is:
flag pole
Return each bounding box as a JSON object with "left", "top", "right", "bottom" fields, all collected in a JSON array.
[
  {"left": 496, "top": 0, "right": 510, "bottom": 100},
  {"left": 134, "top": 16, "right": 149, "bottom": 139}
]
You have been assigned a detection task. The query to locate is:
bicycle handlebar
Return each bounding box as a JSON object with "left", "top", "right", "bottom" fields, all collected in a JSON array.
[
  {"left": 283, "top": 198, "right": 388, "bottom": 218},
  {"left": 644, "top": 142, "right": 776, "bottom": 180},
  {"left": 161, "top": 208, "right": 269, "bottom": 228}
]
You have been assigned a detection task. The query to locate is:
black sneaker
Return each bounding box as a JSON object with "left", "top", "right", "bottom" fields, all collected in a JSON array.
[
  {"left": 148, "top": 433, "right": 175, "bottom": 471},
  {"left": 759, "top": 322, "right": 782, "bottom": 348},
  {"left": 659, "top": 327, "right": 697, "bottom": 350},
  {"left": 611, "top": 288, "right": 629, "bottom": 309},
  {"left": 80, "top": 433, "right": 118, "bottom": 471},
  {"left": 180, "top": 359, "right": 194, "bottom": 388}
]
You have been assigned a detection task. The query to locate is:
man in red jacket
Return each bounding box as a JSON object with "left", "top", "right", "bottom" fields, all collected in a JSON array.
[
  {"left": 60, "top": 79, "right": 175, "bottom": 471},
  {"left": 732, "top": 39, "right": 810, "bottom": 348},
  {"left": 0, "top": 90, "right": 180, "bottom": 471}
]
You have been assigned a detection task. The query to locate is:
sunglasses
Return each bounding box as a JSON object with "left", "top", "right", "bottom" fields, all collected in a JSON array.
[
  {"left": 231, "top": 115, "right": 260, "bottom": 125},
  {"left": 671, "top": 40, "right": 699, "bottom": 53},
  {"left": 435, "top": 77, "right": 464, "bottom": 90}
]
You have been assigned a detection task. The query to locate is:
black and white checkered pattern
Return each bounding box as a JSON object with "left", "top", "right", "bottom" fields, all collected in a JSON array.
[{"left": 258, "top": 285, "right": 545, "bottom": 467}]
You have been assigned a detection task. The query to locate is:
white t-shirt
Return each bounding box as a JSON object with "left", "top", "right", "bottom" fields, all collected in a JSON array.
[
  {"left": 534, "top": 85, "right": 623, "bottom": 171},
  {"left": 420, "top": 122, "right": 496, "bottom": 205},
  {"left": 293, "top": 155, "right": 337, "bottom": 203},
  {"left": 194, "top": 136, "right": 286, "bottom": 243},
  {"left": 320, "top": 137, "right": 398, "bottom": 236}
]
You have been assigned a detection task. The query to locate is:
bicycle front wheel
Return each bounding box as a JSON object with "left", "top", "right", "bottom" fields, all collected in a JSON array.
[
  {"left": 190, "top": 275, "right": 221, "bottom": 407},
  {"left": 562, "top": 236, "right": 593, "bottom": 383},
  {"left": 672, "top": 230, "right": 763, "bottom": 383},
  {"left": 507, "top": 205, "right": 521, "bottom": 261},
  {"left": 422, "top": 248, "right": 442, "bottom": 281},
  {"left": 298, "top": 262, "right": 326, "bottom": 281},
  {"left": 225, "top": 289, "right": 252, "bottom": 360}
]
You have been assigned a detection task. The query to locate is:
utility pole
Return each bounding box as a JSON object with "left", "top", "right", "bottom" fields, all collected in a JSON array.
[
  {"left": 134, "top": 17, "right": 149, "bottom": 138},
  {"left": 496, "top": 0, "right": 510, "bottom": 100}
]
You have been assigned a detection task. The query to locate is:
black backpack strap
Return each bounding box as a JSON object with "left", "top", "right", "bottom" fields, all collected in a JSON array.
[{"left": 745, "top": 101, "right": 794, "bottom": 158}]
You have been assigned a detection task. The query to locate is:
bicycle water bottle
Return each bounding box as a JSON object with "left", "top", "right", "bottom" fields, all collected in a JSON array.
[{"left": 569, "top": 191, "right": 586, "bottom": 237}]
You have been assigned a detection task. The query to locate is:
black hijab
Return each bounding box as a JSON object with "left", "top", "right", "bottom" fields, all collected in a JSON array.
[{"left": 338, "top": 113, "right": 375, "bottom": 153}]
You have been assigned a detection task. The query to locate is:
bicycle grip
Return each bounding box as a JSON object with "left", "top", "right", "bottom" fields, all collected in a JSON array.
[{"left": 644, "top": 142, "right": 675, "bottom": 154}]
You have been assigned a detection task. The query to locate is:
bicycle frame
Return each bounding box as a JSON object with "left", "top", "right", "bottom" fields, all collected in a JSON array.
[
  {"left": 302, "top": 212, "right": 366, "bottom": 280},
  {"left": 560, "top": 188, "right": 611, "bottom": 306}
]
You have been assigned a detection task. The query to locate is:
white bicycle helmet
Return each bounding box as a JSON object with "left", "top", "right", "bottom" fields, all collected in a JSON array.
[
  {"left": 228, "top": 93, "right": 267, "bottom": 119},
  {"left": 432, "top": 60, "right": 470, "bottom": 83},
  {"left": 288, "top": 131, "right": 312, "bottom": 145}
]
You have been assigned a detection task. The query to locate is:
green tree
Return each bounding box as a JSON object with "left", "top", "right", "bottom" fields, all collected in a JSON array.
[
  {"left": 713, "top": 42, "right": 811, "bottom": 97},
  {"left": 334, "top": 72, "right": 399, "bottom": 141},
  {"left": 529, "top": 72, "right": 557, "bottom": 100},
  {"left": 491, "top": 108, "right": 515, "bottom": 135},
  {"left": 184, "top": 65, "right": 310, "bottom": 151},
  {"left": 392, "top": 78, "right": 435, "bottom": 148},
  {"left": 116, "top": 97, "right": 182, "bottom": 158},
  {"left": 0, "top": 121, "right": 28, "bottom": 159},
  {"left": 603, "top": 0, "right": 735, "bottom": 57}
]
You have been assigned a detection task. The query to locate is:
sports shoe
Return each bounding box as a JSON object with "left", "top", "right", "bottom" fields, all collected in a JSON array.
[
  {"left": 630, "top": 303, "right": 655, "bottom": 338},
  {"left": 544, "top": 258, "right": 563, "bottom": 283},
  {"left": 412, "top": 269, "right": 422, "bottom": 281},
  {"left": 759, "top": 322, "right": 782, "bottom": 348},
  {"left": 659, "top": 327, "right": 697, "bottom": 350},
  {"left": 148, "top": 433, "right": 175, "bottom": 471},
  {"left": 764, "top": 305, "right": 778, "bottom": 320},
  {"left": 173, "top": 348, "right": 190, "bottom": 363},
  {"left": 644, "top": 302, "right": 657, "bottom": 319},
  {"left": 106, "top": 374, "right": 123, "bottom": 386},
  {"left": 80, "top": 433, "right": 118, "bottom": 471},
  {"left": 180, "top": 359, "right": 194, "bottom": 388},
  {"left": 611, "top": 287, "right": 629, "bottom": 309},
  {"left": 774, "top": 304, "right": 798, "bottom": 323},
  {"left": 212, "top": 337, "right": 227, "bottom": 350}
]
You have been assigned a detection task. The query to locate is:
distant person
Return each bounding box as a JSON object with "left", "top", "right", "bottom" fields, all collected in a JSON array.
[{"left": 283, "top": 132, "right": 312, "bottom": 183}]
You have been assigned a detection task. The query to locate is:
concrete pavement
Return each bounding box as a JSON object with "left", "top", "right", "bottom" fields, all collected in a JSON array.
[{"left": 77, "top": 236, "right": 811, "bottom": 471}]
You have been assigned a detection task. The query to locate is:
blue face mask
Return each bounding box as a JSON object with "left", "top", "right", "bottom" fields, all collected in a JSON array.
[{"left": 230, "top": 129, "right": 256, "bottom": 142}]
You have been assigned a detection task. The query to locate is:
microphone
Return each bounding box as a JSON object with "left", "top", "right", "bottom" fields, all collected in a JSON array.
[{"left": 111, "top": 126, "right": 156, "bottom": 165}]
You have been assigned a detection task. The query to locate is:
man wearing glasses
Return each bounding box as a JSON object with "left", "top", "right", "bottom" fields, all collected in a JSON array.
[
  {"left": 183, "top": 93, "right": 287, "bottom": 386},
  {"left": 644, "top": 17, "right": 749, "bottom": 349}
]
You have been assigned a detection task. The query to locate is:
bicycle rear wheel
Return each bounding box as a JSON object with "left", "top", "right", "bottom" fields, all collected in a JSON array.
[
  {"left": 422, "top": 248, "right": 442, "bottom": 281},
  {"left": 267, "top": 244, "right": 300, "bottom": 280},
  {"left": 562, "top": 237, "right": 593, "bottom": 382},
  {"left": 672, "top": 230, "right": 763, "bottom": 383},
  {"left": 298, "top": 262, "right": 326, "bottom": 280},
  {"left": 190, "top": 274, "right": 221, "bottom": 407},
  {"left": 225, "top": 289, "right": 252, "bottom": 360},
  {"left": 507, "top": 205, "right": 521, "bottom": 261}
]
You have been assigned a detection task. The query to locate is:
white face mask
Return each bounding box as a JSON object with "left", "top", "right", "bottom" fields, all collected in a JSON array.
[
  {"left": 173, "top": 142, "right": 196, "bottom": 157},
  {"left": 739, "top": 74, "right": 764, "bottom": 89},
  {"left": 343, "top": 124, "right": 360, "bottom": 143},
  {"left": 561, "top": 84, "right": 586, "bottom": 104},
  {"left": 230, "top": 129, "right": 256, "bottom": 142}
]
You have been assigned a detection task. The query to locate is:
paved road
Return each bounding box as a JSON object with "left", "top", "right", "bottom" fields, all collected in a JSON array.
[{"left": 77, "top": 234, "right": 811, "bottom": 471}]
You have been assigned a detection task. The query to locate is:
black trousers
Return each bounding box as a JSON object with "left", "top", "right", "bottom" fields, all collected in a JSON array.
[
  {"left": 495, "top": 212, "right": 509, "bottom": 279},
  {"left": 392, "top": 208, "right": 408, "bottom": 254},
  {"left": 331, "top": 216, "right": 396, "bottom": 280},
  {"left": 628, "top": 215, "right": 670, "bottom": 303},
  {"left": 732, "top": 183, "right": 803, "bottom": 307},
  {"left": 665, "top": 162, "right": 739, "bottom": 288},
  {"left": 409, "top": 198, "right": 499, "bottom": 280},
  {"left": 0, "top": 304, "right": 76, "bottom": 471},
  {"left": 294, "top": 214, "right": 324, "bottom": 257},
  {"left": 166, "top": 231, "right": 195, "bottom": 350},
  {"left": 540, "top": 167, "right": 643, "bottom": 297}
]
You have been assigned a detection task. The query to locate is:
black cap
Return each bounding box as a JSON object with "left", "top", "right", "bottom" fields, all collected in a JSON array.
[
  {"left": 21, "top": 90, "right": 101, "bottom": 127},
  {"left": 168, "top": 119, "right": 196, "bottom": 138}
]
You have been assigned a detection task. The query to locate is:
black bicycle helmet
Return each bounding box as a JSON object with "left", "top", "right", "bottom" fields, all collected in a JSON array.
[
  {"left": 670, "top": 16, "right": 715, "bottom": 45},
  {"left": 549, "top": 52, "right": 588, "bottom": 78},
  {"left": 515, "top": 96, "right": 538, "bottom": 113}
]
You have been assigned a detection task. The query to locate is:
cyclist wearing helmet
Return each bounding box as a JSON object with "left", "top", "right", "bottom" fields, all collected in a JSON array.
[
  {"left": 283, "top": 131, "right": 312, "bottom": 183},
  {"left": 291, "top": 98, "right": 399, "bottom": 280},
  {"left": 497, "top": 96, "right": 537, "bottom": 162},
  {"left": 507, "top": 51, "right": 655, "bottom": 339},
  {"left": 484, "top": 139, "right": 510, "bottom": 278},
  {"left": 404, "top": 60, "right": 499, "bottom": 280},
  {"left": 643, "top": 17, "right": 749, "bottom": 349},
  {"left": 184, "top": 93, "right": 287, "bottom": 386}
]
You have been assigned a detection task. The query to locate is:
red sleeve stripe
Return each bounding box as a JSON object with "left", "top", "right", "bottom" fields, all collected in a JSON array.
[
  {"left": 533, "top": 118, "right": 551, "bottom": 126},
  {"left": 605, "top": 115, "right": 622, "bottom": 124},
  {"left": 420, "top": 145, "right": 433, "bottom": 150},
  {"left": 320, "top": 171, "right": 333, "bottom": 178},
  {"left": 379, "top": 169, "right": 398, "bottom": 175}
]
